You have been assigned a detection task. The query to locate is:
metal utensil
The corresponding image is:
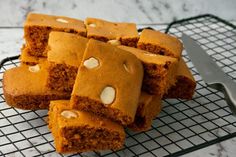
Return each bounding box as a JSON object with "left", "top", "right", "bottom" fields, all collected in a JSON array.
[{"left": 181, "top": 33, "right": 236, "bottom": 115}]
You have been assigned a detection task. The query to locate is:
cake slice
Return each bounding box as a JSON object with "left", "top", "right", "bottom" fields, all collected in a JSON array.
[
  {"left": 164, "top": 58, "right": 196, "bottom": 100},
  {"left": 24, "top": 13, "right": 86, "bottom": 57},
  {"left": 137, "top": 29, "right": 183, "bottom": 59},
  {"left": 20, "top": 45, "right": 46, "bottom": 65},
  {"left": 47, "top": 31, "right": 88, "bottom": 92},
  {"left": 3, "top": 62, "right": 70, "bottom": 110},
  {"left": 71, "top": 39, "right": 143, "bottom": 125},
  {"left": 85, "top": 18, "right": 139, "bottom": 47},
  {"left": 48, "top": 100, "right": 125, "bottom": 153},
  {"left": 128, "top": 92, "right": 162, "bottom": 132},
  {"left": 118, "top": 46, "right": 178, "bottom": 96}
]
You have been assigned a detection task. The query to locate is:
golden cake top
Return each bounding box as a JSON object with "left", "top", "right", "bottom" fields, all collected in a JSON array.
[
  {"left": 118, "top": 45, "right": 177, "bottom": 65},
  {"left": 49, "top": 100, "right": 124, "bottom": 133},
  {"left": 24, "top": 13, "right": 86, "bottom": 34},
  {"left": 3, "top": 62, "right": 48, "bottom": 95},
  {"left": 47, "top": 31, "right": 88, "bottom": 67},
  {"left": 138, "top": 29, "right": 183, "bottom": 58},
  {"left": 72, "top": 39, "right": 143, "bottom": 121},
  {"left": 85, "top": 17, "right": 139, "bottom": 40},
  {"left": 3, "top": 61, "right": 67, "bottom": 96}
]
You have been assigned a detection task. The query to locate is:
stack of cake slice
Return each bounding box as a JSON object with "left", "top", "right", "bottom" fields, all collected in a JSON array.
[{"left": 3, "top": 13, "right": 196, "bottom": 154}]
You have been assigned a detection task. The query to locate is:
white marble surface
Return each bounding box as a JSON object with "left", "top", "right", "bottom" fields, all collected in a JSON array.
[
  {"left": 0, "top": 0, "right": 235, "bottom": 26},
  {"left": 183, "top": 137, "right": 236, "bottom": 157},
  {"left": 0, "top": 0, "right": 236, "bottom": 156},
  {"left": 0, "top": 29, "right": 23, "bottom": 59}
]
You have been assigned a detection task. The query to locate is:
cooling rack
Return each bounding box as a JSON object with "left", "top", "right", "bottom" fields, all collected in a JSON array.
[{"left": 0, "top": 14, "right": 236, "bottom": 157}]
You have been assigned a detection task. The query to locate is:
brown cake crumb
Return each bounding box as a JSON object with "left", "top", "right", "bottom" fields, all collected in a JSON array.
[
  {"left": 48, "top": 100, "right": 125, "bottom": 153},
  {"left": 47, "top": 63, "right": 78, "bottom": 92},
  {"left": 46, "top": 32, "right": 88, "bottom": 92},
  {"left": 24, "top": 13, "right": 86, "bottom": 57},
  {"left": 137, "top": 29, "right": 183, "bottom": 59},
  {"left": 128, "top": 92, "right": 162, "bottom": 132},
  {"left": 85, "top": 17, "right": 139, "bottom": 47},
  {"left": 20, "top": 45, "right": 46, "bottom": 65},
  {"left": 164, "top": 58, "right": 196, "bottom": 100}
]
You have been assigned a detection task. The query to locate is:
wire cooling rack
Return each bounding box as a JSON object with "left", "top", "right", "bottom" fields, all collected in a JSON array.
[{"left": 0, "top": 14, "right": 236, "bottom": 157}]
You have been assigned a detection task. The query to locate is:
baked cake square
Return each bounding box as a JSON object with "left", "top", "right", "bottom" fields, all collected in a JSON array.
[
  {"left": 3, "top": 62, "right": 70, "bottom": 110},
  {"left": 128, "top": 92, "right": 162, "bottom": 132},
  {"left": 85, "top": 18, "right": 139, "bottom": 47},
  {"left": 47, "top": 31, "right": 88, "bottom": 92},
  {"left": 118, "top": 46, "right": 178, "bottom": 96},
  {"left": 164, "top": 58, "right": 196, "bottom": 100},
  {"left": 48, "top": 100, "right": 125, "bottom": 153},
  {"left": 24, "top": 13, "right": 86, "bottom": 57},
  {"left": 137, "top": 29, "right": 183, "bottom": 59},
  {"left": 71, "top": 39, "right": 143, "bottom": 125}
]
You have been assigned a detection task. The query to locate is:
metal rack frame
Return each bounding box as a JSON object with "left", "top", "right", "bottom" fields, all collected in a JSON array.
[{"left": 0, "top": 14, "right": 236, "bottom": 157}]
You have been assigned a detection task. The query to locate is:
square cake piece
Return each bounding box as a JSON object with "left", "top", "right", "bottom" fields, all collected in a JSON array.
[
  {"left": 48, "top": 100, "right": 125, "bottom": 153},
  {"left": 128, "top": 92, "right": 162, "bottom": 132},
  {"left": 3, "top": 62, "right": 70, "bottom": 110},
  {"left": 24, "top": 13, "right": 86, "bottom": 57},
  {"left": 164, "top": 58, "right": 196, "bottom": 100},
  {"left": 85, "top": 18, "right": 139, "bottom": 47},
  {"left": 47, "top": 31, "right": 88, "bottom": 92},
  {"left": 20, "top": 45, "right": 46, "bottom": 65},
  {"left": 71, "top": 39, "right": 143, "bottom": 125},
  {"left": 137, "top": 29, "right": 183, "bottom": 59},
  {"left": 118, "top": 46, "right": 178, "bottom": 96}
]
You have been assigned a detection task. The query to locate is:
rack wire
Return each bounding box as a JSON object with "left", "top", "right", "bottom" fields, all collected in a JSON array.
[{"left": 0, "top": 14, "right": 236, "bottom": 157}]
